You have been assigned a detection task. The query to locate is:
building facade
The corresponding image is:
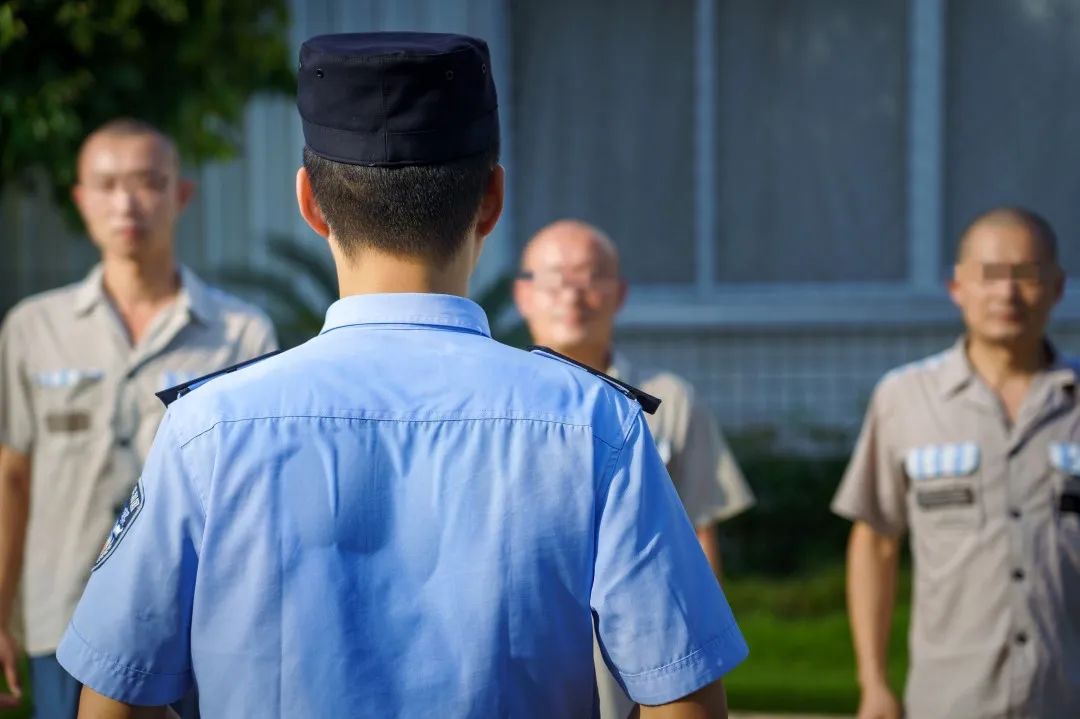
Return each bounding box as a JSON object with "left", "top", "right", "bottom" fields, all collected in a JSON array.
[{"left": 5, "top": 0, "right": 1080, "bottom": 450}]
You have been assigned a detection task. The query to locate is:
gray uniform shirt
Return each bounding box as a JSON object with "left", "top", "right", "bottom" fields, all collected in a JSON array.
[
  {"left": 596, "top": 354, "right": 755, "bottom": 718},
  {"left": 0, "top": 264, "right": 276, "bottom": 654},
  {"left": 832, "top": 339, "right": 1080, "bottom": 718}
]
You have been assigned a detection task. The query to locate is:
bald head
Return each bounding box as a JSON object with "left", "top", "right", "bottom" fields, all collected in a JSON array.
[
  {"left": 521, "top": 219, "right": 620, "bottom": 276},
  {"left": 514, "top": 219, "right": 627, "bottom": 369},
  {"left": 77, "top": 118, "right": 180, "bottom": 180},
  {"left": 956, "top": 207, "right": 1059, "bottom": 265}
]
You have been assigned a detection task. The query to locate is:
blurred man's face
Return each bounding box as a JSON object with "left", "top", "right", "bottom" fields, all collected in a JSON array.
[
  {"left": 514, "top": 223, "right": 626, "bottom": 357},
  {"left": 73, "top": 132, "right": 191, "bottom": 262},
  {"left": 949, "top": 222, "right": 1064, "bottom": 348}
]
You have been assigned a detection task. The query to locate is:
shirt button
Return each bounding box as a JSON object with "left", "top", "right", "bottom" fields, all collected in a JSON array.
[
  {"left": 1015, "top": 632, "right": 1028, "bottom": 645},
  {"left": 1012, "top": 569, "right": 1025, "bottom": 581},
  {"left": 1009, "top": 508, "right": 1022, "bottom": 519},
  {"left": 116, "top": 437, "right": 132, "bottom": 448}
]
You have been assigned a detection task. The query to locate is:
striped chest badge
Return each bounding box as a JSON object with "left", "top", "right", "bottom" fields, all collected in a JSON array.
[
  {"left": 93, "top": 482, "right": 145, "bottom": 571},
  {"left": 904, "top": 442, "right": 980, "bottom": 481},
  {"left": 1049, "top": 443, "right": 1080, "bottom": 476}
]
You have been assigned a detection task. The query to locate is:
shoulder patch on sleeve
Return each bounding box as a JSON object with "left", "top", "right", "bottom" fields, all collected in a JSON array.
[
  {"left": 528, "top": 345, "right": 661, "bottom": 414},
  {"left": 155, "top": 350, "right": 282, "bottom": 407},
  {"left": 92, "top": 481, "right": 145, "bottom": 571}
]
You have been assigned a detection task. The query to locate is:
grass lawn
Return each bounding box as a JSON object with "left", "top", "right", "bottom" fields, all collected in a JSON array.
[
  {"left": 722, "top": 565, "right": 911, "bottom": 714},
  {"left": 1, "top": 658, "right": 29, "bottom": 719}
]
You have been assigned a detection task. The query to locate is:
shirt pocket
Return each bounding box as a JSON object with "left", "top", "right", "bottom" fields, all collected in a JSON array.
[
  {"left": 1048, "top": 443, "right": 1080, "bottom": 532},
  {"left": 905, "top": 442, "right": 983, "bottom": 530},
  {"left": 31, "top": 368, "right": 105, "bottom": 439}
]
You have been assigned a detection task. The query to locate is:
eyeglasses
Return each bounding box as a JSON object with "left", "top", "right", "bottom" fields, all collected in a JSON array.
[
  {"left": 961, "top": 262, "right": 1058, "bottom": 285},
  {"left": 517, "top": 269, "right": 619, "bottom": 292}
]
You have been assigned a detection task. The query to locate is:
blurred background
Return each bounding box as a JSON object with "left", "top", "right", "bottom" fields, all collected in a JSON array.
[{"left": 3, "top": 0, "right": 1080, "bottom": 714}]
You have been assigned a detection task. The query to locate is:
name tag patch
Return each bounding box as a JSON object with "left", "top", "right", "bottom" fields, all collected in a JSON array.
[
  {"left": 93, "top": 482, "right": 144, "bottom": 571},
  {"left": 905, "top": 442, "right": 979, "bottom": 481},
  {"left": 45, "top": 411, "right": 90, "bottom": 433},
  {"left": 916, "top": 486, "right": 976, "bottom": 510}
]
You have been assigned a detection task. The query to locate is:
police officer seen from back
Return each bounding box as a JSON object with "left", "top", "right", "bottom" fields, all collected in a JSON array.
[
  {"left": 833, "top": 207, "right": 1080, "bottom": 718},
  {"left": 55, "top": 33, "right": 748, "bottom": 717}
]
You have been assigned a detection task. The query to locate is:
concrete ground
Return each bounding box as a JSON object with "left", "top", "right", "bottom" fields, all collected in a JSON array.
[{"left": 732, "top": 714, "right": 850, "bottom": 719}]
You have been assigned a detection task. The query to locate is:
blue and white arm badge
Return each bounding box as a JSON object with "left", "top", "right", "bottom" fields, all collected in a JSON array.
[{"left": 92, "top": 481, "right": 145, "bottom": 571}]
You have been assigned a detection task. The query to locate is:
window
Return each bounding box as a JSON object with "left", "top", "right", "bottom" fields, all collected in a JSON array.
[
  {"left": 511, "top": 0, "right": 696, "bottom": 285},
  {"left": 944, "top": 0, "right": 1080, "bottom": 275},
  {"left": 511, "top": 0, "right": 1080, "bottom": 305},
  {"left": 714, "top": 0, "right": 909, "bottom": 283}
]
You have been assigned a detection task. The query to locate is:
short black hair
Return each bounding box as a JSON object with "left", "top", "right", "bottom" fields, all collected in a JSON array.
[
  {"left": 956, "top": 206, "right": 1059, "bottom": 263},
  {"left": 303, "top": 145, "right": 499, "bottom": 265}
]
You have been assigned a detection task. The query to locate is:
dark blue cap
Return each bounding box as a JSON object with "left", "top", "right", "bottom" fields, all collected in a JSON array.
[{"left": 298, "top": 32, "right": 499, "bottom": 167}]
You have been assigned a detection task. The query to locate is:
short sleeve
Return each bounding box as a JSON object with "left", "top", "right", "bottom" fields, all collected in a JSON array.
[
  {"left": 592, "top": 411, "right": 748, "bottom": 705},
  {"left": 56, "top": 410, "right": 204, "bottom": 705},
  {"left": 831, "top": 383, "right": 907, "bottom": 536},
  {"left": 676, "top": 397, "right": 755, "bottom": 526},
  {"left": 0, "top": 309, "right": 34, "bottom": 454}
]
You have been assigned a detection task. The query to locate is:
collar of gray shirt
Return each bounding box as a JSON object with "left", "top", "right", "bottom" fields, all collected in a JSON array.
[{"left": 71, "top": 263, "right": 216, "bottom": 325}]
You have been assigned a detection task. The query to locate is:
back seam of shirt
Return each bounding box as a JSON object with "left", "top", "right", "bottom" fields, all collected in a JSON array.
[{"left": 175, "top": 414, "right": 622, "bottom": 451}]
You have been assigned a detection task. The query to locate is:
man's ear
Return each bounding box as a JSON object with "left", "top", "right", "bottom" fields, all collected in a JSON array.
[
  {"left": 614, "top": 278, "right": 628, "bottom": 312},
  {"left": 177, "top": 178, "right": 196, "bottom": 211},
  {"left": 475, "top": 164, "right": 505, "bottom": 239},
  {"left": 947, "top": 265, "right": 963, "bottom": 309},
  {"left": 71, "top": 184, "right": 88, "bottom": 220},
  {"left": 512, "top": 273, "right": 532, "bottom": 317},
  {"left": 296, "top": 167, "right": 330, "bottom": 238}
]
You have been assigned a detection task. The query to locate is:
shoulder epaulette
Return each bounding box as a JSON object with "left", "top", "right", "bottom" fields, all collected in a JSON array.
[
  {"left": 528, "top": 345, "right": 661, "bottom": 415},
  {"left": 155, "top": 350, "right": 282, "bottom": 408}
]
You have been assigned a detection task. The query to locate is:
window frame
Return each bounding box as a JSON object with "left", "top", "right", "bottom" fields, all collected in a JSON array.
[{"left": 615, "top": 0, "right": 1080, "bottom": 328}]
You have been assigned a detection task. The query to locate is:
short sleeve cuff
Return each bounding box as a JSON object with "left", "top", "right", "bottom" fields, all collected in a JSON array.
[
  {"left": 620, "top": 622, "right": 749, "bottom": 706},
  {"left": 830, "top": 497, "right": 906, "bottom": 538},
  {"left": 0, "top": 430, "right": 31, "bottom": 455},
  {"left": 693, "top": 495, "right": 756, "bottom": 526},
  {"left": 56, "top": 622, "right": 191, "bottom": 706}
]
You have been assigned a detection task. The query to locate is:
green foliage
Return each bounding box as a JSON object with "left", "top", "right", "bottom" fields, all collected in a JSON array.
[
  {"left": 717, "top": 444, "right": 853, "bottom": 576},
  {"left": 215, "top": 235, "right": 528, "bottom": 350},
  {"left": 214, "top": 234, "right": 336, "bottom": 349},
  {"left": 0, "top": 0, "right": 294, "bottom": 207},
  {"left": 722, "top": 565, "right": 911, "bottom": 712}
]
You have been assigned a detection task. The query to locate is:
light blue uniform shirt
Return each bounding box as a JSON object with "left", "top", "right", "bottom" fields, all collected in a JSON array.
[{"left": 57, "top": 293, "right": 747, "bottom": 717}]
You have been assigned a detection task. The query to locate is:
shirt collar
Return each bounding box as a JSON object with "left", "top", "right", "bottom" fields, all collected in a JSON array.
[
  {"left": 177, "top": 266, "right": 215, "bottom": 324},
  {"left": 937, "top": 337, "right": 974, "bottom": 398},
  {"left": 320, "top": 293, "right": 491, "bottom": 337},
  {"left": 938, "top": 335, "right": 1076, "bottom": 397},
  {"left": 73, "top": 263, "right": 213, "bottom": 324}
]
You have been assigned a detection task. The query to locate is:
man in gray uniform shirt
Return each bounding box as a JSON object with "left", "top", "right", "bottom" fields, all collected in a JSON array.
[
  {"left": 516, "top": 219, "right": 755, "bottom": 719},
  {"left": 833, "top": 207, "right": 1080, "bottom": 718},
  {"left": 0, "top": 119, "right": 276, "bottom": 717}
]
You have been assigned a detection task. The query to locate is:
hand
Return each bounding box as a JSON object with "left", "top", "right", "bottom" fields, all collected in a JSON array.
[
  {"left": 856, "top": 681, "right": 901, "bottom": 719},
  {"left": 0, "top": 629, "right": 22, "bottom": 710}
]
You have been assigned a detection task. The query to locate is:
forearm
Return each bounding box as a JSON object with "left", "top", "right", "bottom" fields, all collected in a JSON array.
[
  {"left": 695, "top": 524, "right": 722, "bottom": 578},
  {"left": 0, "top": 448, "right": 30, "bottom": 630},
  {"left": 846, "top": 521, "right": 900, "bottom": 688},
  {"left": 77, "top": 687, "right": 175, "bottom": 719},
  {"left": 636, "top": 678, "right": 728, "bottom": 718}
]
